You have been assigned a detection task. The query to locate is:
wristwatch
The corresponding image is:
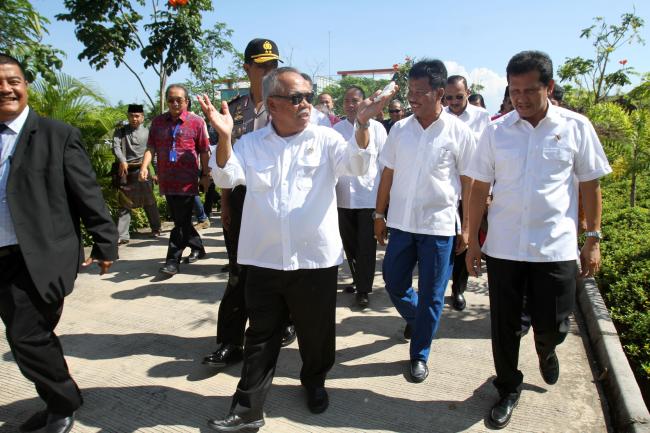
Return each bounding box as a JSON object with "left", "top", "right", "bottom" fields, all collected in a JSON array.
[
  {"left": 372, "top": 211, "right": 386, "bottom": 220},
  {"left": 355, "top": 119, "right": 370, "bottom": 130},
  {"left": 584, "top": 230, "right": 602, "bottom": 240}
]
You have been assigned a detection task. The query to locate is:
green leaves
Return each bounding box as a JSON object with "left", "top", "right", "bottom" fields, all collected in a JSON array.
[
  {"left": 0, "top": 0, "right": 65, "bottom": 83},
  {"left": 558, "top": 11, "right": 645, "bottom": 104},
  {"left": 57, "top": 0, "right": 218, "bottom": 113}
]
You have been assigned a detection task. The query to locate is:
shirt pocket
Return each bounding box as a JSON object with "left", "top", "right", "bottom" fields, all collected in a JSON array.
[
  {"left": 296, "top": 154, "right": 322, "bottom": 191},
  {"left": 436, "top": 147, "right": 455, "bottom": 178},
  {"left": 247, "top": 160, "right": 275, "bottom": 192},
  {"left": 541, "top": 146, "right": 573, "bottom": 180}
]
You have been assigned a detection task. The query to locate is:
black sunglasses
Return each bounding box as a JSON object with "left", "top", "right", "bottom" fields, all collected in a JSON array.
[
  {"left": 271, "top": 92, "right": 315, "bottom": 105},
  {"left": 444, "top": 94, "right": 465, "bottom": 101},
  {"left": 388, "top": 109, "right": 402, "bottom": 113}
]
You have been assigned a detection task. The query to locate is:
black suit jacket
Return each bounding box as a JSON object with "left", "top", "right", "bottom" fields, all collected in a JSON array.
[{"left": 6, "top": 108, "right": 118, "bottom": 303}]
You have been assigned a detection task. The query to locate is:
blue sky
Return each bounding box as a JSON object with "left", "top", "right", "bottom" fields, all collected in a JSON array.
[{"left": 35, "top": 0, "right": 649, "bottom": 113}]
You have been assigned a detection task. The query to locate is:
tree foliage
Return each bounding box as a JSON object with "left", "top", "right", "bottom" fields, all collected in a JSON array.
[
  {"left": 57, "top": 0, "right": 219, "bottom": 114},
  {"left": 558, "top": 12, "right": 645, "bottom": 104},
  {"left": 320, "top": 76, "right": 392, "bottom": 118},
  {"left": 587, "top": 102, "right": 650, "bottom": 207},
  {"left": 29, "top": 73, "right": 122, "bottom": 178},
  {"left": 0, "top": 0, "right": 65, "bottom": 83}
]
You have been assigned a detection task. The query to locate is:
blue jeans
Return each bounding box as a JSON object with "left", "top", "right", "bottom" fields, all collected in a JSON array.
[
  {"left": 383, "top": 228, "right": 454, "bottom": 361},
  {"left": 193, "top": 195, "right": 208, "bottom": 222}
]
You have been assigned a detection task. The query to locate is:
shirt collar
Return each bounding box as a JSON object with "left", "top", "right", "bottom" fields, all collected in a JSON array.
[
  {"left": 503, "top": 99, "right": 558, "bottom": 128},
  {"left": 3, "top": 106, "right": 30, "bottom": 134},
  {"left": 165, "top": 109, "right": 189, "bottom": 123}
]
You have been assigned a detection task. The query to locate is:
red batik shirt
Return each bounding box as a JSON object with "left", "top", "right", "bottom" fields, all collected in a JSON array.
[{"left": 147, "top": 110, "right": 210, "bottom": 195}]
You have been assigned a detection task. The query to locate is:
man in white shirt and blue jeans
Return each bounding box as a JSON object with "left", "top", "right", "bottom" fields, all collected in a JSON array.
[
  {"left": 464, "top": 50, "right": 611, "bottom": 429},
  {"left": 199, "top": 66, "right": 394, "bottom": 432},
  {"left": 374, "top": 59, "right": 476, "bottom": 384}
]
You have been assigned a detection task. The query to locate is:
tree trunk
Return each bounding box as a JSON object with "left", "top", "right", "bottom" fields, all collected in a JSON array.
[{"left": 630, "top": 171, "right": 636, "bottom": 207}]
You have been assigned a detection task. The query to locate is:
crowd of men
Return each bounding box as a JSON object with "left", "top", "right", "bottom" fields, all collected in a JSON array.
[{"left": 0, "top": 35, "right": 610, "bottom": 433}]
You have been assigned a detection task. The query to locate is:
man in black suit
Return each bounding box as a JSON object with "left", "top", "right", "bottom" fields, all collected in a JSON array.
[{"left": 0, "top": 54, "right": 118, "bottom": 433}]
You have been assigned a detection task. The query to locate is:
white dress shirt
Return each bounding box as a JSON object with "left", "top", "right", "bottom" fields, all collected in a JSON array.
[
  {"left": 212, "top": 123, "right": 371, "bottom": 270},
  {"left": 445, "top": 103, "right": 491, "bottom": 139},
  {"left": 379, "top": 112, "right": 476, "bottom": 236},
  {"left": 0, "top": 106, "right": 29, "bottom": 247},
  {"left": 334, "top": 118, "right": 387, "bottom": 209},
  {"left": 464, "top": 103, "right": 612, "bottom": 262}
]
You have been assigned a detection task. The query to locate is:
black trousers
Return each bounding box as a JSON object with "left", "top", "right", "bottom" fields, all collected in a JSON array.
[
  {"left": 0, "top": 250, "right": 82, "bottom": 415},
  {"left": 485, "top": 256, "right": 577, "bottom": 396},
  {"left": 216, "top": 186, "right": 248, "bottom": 347},
  {"left": 165, "top": 195, "right": 204, "bottom": 262},
  {"left": 451, "top": 201, "right": 468, "bottom": 295},
  {"left": 337, "top": 208, "right": 377, "bottom": 293},
  {"left": 230, "top": 265, "right": 338, "bottom": 419}
]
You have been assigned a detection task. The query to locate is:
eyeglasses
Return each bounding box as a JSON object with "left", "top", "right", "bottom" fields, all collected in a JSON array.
[
  {"left": 270, "top": 92, "right": 315, "bottom": 105},
  {"left": 388, "top": 109, "right": 402, "bottom": 114},
  {"left": 167, "top": 97, "right": 187, "bottom": 105},
  {"left": 444, "top": 94, "right": 465, "bottom": 101}
]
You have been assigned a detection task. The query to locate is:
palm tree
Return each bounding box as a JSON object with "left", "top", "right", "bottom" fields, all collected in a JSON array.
[{"left": 29, "top": 73, "right": 123, "bottom": 178}]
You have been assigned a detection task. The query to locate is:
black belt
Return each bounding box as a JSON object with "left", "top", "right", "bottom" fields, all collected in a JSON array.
[{"left": 0, "top": 244, "right": 20, "bottom": 258}]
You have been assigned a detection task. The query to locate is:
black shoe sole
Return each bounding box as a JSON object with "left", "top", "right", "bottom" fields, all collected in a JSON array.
[{"left": 159, "top": 267, "right": 178, "bottom": 275}]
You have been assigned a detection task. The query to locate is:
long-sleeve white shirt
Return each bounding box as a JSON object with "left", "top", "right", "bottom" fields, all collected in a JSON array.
[
  {"left": 212, "top": 123, "right": 371, "bottom": 270},
  {"left": 334, "top": 118, "right": 386, "bottom": 209},
  {"left": 444, "top": 103, "right": 491, "bottom": 140}
]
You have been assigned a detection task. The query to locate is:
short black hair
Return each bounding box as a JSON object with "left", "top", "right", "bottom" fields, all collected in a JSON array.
[
  {"left": 468, "top": 93, "right": 486, "bottom": 108},
  {"left": 0, "top": 53, "right": 27, "bottom": 80},
  {"left": 447, "top": 75, "right": 468, "bottom": 89},
  {"left": 506, "top": 50, "right": 553, "bottom": 86},
  {"left": 345, "top": 85, "right": 365, "bottom": 99},
  {"left": 552, "top": 84, "right": 564, "bottom": 102},
  {"left": 408, "top": 59, "right": 447, "bottom": 89}
]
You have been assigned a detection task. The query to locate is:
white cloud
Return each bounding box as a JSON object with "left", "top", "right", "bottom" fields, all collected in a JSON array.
[{"left": 444, "top": 61, "right": 507, "bottom": 115}]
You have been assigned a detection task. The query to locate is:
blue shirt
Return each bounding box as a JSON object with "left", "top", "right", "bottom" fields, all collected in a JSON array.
[{"left": 0, "top": 106, "right": 29, "bottom": 247}]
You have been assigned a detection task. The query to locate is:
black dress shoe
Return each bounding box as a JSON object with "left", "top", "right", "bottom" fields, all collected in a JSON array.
[
  {"left": 220, "top": 264, "right": 230, "bottom": 273},
  {"left": 202, "top": 344, "right": 243, "bottom": 368},
  {"left": 409, "top": 359, "right": 428, "bottom": 383},
  {"left": 185, "top": 249, "right": 206, "bottom": 264},
  {"left": 403, "top": 323, "right": 412, "bottom": 340},
  {"left": 281, "top": 324, "right": 296, "bottom": 347},
  {"left": 45, "top": 413, "right": 74, "bottom": 433},
  {"left": 356, "top": 292, "right": 369, "bottom": 308},
  {"left": 306, "top": 386, "right": 329, "bottom": 414},
  {"left": 207, "top": 413, "right": 264, "bottom": 432},
  {"left": 19, "top": 410, "right": 48, "bottom": 432},
  {"left": 539, "top": 351, "right": 560, "bottom": 385},
  {"left": 344, "top": 285, "right": 356, "bottom": 293},
  {"left": 452, "top": 292, "right": 466, "bottom": 311},
  {"left": 489, "top": 392, "right": 520, "bottom": 429},
  {"left": 159, "top": 261, "right": 179, "bottom": 275}
]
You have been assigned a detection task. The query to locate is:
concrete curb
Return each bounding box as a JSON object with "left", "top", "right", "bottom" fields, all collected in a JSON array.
[{"left": 577, "top": 277, "right": 650, "bottom": 433}]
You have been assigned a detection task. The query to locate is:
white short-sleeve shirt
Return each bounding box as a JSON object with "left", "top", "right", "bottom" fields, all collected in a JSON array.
[
  {"left": 334, "top": 118, "right": 387, "bottom": 209},
  {"left": 211, "top": 123, "right": 371, "bottom": 271},
  {"left": 379, "top": 112, "right": 476, "bottom": 236},
  {"left": 464, "top": 103, "right": 612, "bottom": 262},
  {"left": 445, "top": 103, "right": 491, "bottom": 140}
]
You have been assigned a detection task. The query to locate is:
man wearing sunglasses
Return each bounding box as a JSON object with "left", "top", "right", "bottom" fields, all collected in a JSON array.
[
  {"left": 199, "top": 66, "right": 394, "bottom": 431},
  {"left": 202, "top": 38, "right": 298, "bottom": 371},
  {"left": 443, "top": 75, "right": 492, "bottom": 312},
  {"left": 382, "top": 99, "right": 405, "bottom": 133},
  {"left": 139, "top": 84, "right": 211, "bottom": 275}
]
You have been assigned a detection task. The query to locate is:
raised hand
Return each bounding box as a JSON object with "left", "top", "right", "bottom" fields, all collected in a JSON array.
[{"left": 196, "top": 94, "right": 233, "bottom": 138}]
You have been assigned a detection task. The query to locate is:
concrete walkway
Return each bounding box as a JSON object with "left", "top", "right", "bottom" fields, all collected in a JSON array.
[{"left": 0, "top": 216, "right": 610, "bottom": 432}]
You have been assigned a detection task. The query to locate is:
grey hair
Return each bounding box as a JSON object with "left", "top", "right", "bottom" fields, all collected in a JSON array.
[{"left": 262, "top": 66, "right": 302, "bottom": 107}]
